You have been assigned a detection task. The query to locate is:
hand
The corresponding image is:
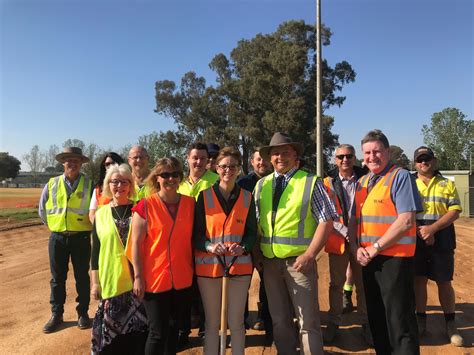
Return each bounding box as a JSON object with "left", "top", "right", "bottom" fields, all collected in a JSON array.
[
  {"left": 417, "top": 225, "right": 436, "bottom": 241},
  {"left": 424, "top": 234, "right": 435, "bottom": 246},
  {"left": 357, "top": 247, "right": 371, "bottom": 266},
  {"left": 293, "top": 252, "right": 315, "bottom": 274},
  {"left": 365, "top": 245, "right": 379, "bottom": 260},
  {"left": 228, "top": 243, "right": 244, "bottom": 256},
  {"left": 91, "top": 283, "right": 101, "bottom": 300},
  {"left": 133, "top": 276, "right": 145, "bottom": 301},
  {"left": 208, "top": 242, "right": 227, "bottom": 255}
]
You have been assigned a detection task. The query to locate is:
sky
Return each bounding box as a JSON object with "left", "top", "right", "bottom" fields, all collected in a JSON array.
[{"left": 1, "top": 0, "right": 472, "bottom": 170}]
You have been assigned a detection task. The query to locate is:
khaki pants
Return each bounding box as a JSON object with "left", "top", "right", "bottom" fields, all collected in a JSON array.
[
  {"left": 263, "top": 257, "right": 323, "bottom": 355},
  {"left": 198, "top": 275, "right": 251, "bottom": 355},
  {"left": 328, "top": 248, "right": 367, "bottom": 325}
]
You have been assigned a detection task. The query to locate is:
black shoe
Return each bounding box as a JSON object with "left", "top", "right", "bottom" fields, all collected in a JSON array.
[
  {"left": 177, "top": 332, "right": 190, "bottom": 351},
  {"left": 43, "top": 314, "right": 63, "bottom": 333},
  {"left": 78, "top": 314, "right": 91, "bottom": 329}
]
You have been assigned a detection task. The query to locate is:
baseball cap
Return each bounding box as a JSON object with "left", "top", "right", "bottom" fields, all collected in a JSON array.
[{"left": 414, "top": 146, "right": 435, "bottom": 161}]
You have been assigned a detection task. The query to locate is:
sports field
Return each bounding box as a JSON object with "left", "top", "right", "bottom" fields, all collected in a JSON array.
[{"left": 0, "top": 188, "right": 42, "bottom": 227}]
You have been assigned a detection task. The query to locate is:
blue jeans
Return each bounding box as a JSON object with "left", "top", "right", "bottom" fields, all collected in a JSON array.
[{"left": 48, "top": 232, "right": 91, "bottom": 316}]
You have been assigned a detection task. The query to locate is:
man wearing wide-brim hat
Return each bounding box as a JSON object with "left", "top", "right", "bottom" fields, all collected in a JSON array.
[
  {"left": 38, "top": 147, "right": 94, "bottom": 333},
  {"left": 254, "top": 132, "right": 338, "bottom": 354}
]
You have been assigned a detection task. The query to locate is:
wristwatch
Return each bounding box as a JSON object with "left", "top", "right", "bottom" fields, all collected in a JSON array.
[{"left": 373, "top": 242, "right": 382, "bottom": 252}]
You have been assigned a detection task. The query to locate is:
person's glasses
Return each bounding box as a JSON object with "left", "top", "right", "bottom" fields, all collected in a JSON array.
[
  {"left": 336, "top": 154, "right": 354, "bottom": 160},
  {"left": 158, "top": 172, "right": 180, "bottom": 179},
  {"left": 217, "top": 164, "right": 240, "bottom": 171},
  {"left": 416, "top": 157, "right": 433, "bottom": 163},
  {"left": 109, "top": 179, "right": 130, "bottom": 186},
  {"left": 129, "top": 155, "right": 146, "bottom": 161}
]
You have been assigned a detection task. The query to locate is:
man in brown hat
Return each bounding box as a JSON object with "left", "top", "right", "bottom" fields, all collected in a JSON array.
[
  {"left": 254, "top": 132, "right": 338, "bottom": 354},
  {"left": 38, "top": 147, "right": 94, "bottom": 333}
]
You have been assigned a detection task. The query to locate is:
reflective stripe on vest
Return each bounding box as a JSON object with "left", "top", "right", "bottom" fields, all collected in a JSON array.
[
  {"left": 139, "top": 194, "right": 194, "bottom": 293},
  {"left": 255, "top": 170, "right": 318, "bottom": 259},
  {"left": 95, "top": 204, "right": 133, "bottom": 299},
  {"left": 195, "top": 187, "right": 253, "bottom": 277},
  {"left": 323, "top": 177, "right": 345, "bottom": 255},
  {"left": 177, "top": 170, "right": 219, "bottom": 200},
  {"left": 356, "top": 166, "right": 416, "bottom": 257},
  {"left": 45, "top": 175, "right": 93, "bottom": 232}
]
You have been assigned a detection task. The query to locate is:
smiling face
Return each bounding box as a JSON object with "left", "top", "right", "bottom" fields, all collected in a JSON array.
[
  {"left": 63, "top": 157, "right": 83, "bottom": 180},
  {"left": 187, "top": 149, "right": 209, "bottom": 178},
  {"left": 335, "top": 147, "right": 356, "bottom": 175},
  {"left": 109, "top": 172, "right": 131, "bottom": 201},
  {"left": 415, "top": 155, "right": 436, "bottom": 177},
  {"left": 128, "top": 147, "right": 149, "bottom": 173},
  {"left": 157, "top": 168, "right": 182, "bottom": 193},
  {"left": 362, "top": 140, "right": 390, "bottom": 175},
  {"left": 270, "top": 145, "right": 297, "bottom": 174},
  {"left": 251, "top": 151, "right": 272, "bottom": 177},
  {"left": 216, "top": 156, "right": 241, "bottom": 184}
]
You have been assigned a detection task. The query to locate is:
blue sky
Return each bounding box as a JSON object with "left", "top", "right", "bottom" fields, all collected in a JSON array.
[{"left": 1, "top": 0, "right": 472, "bottom": 170}]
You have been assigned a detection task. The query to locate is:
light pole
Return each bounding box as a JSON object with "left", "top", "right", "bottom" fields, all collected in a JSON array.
[{"left": 315, "top": 0, "right": 323, "bottom": 176}]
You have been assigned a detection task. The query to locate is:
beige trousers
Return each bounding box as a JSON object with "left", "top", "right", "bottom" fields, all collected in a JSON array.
[
  {"left": 263, "top": 256, "right": 323, "bottom": 355},
  {"left": 328, "top": 248, "right": 367, "bottom": 325},
  {"left": 198, "top": 275, "right": 251, "bottom": 355}
]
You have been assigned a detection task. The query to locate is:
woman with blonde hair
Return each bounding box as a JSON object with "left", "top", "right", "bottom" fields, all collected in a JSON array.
[
  {"left": 90, "top": 163, "right": 147, "bottom": 354},
  {"left": 130, "top": 157, "right": 195, "bottom": 355},
  {"left": 193, "top": 147, "right": 257, "bottom": 354}
]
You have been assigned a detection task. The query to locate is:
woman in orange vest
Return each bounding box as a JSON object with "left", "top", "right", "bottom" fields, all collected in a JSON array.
[
  {"left": 130, "top": 157, "right": 195, "bottom": 355},
  {"left": 89, "top": 152, "right": 125, "bottom": 223},
  {"left": 193, "top": 147, "right": 257, "bottom": 355}
]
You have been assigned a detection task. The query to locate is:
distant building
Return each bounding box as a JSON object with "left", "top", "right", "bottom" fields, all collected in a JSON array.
[{"left": 3, "top": 171, "right": 56, "bottom": 188}]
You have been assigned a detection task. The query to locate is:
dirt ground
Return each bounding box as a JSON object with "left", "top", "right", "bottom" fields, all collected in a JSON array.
[{"left": 0, "top": 219, "right": 472, "bottom": 355}]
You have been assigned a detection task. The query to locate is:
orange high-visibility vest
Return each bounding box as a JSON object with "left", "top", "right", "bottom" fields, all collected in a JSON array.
[
  {"left": 323, "top": 177, "right": 346, "bottom": 255},
  {"left": 195, "top": 187, "right": 253, "bottom": 278},
  {"left": 95, "top": 186, "right": 111, "bottom": 206},
  {"left": 142, "top": 194, "right": 195, "bottom": 292},
  {"left": 355, "top": 166, "right": 416, "bottom": 257}
]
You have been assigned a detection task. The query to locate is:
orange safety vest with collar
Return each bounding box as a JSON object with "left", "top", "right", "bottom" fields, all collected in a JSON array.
[
  {"left": 323, "top": 177, "right": 346, "bottom": 255},
  {"left": 141, "top": 193, "right": 195, "bottom": 293},
  {"left": 194, "top": 187, "right": 253, "bottom": 278},
  {"left": 355, "top": 166, "right": 416, "bottom": 257},
  {"left": 95, "top": 186, "right": 111, "bottom": 206}
]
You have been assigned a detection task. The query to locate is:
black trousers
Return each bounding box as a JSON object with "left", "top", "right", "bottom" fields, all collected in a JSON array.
[
  {"left": 48, "top": 232, "right": 91, "bottom": 316},
  {"left": 363, "top": 255, "right": 419, "bottom": 355},
  {"left": 143, "top": 288, "right": 191, "bottom": 355}
]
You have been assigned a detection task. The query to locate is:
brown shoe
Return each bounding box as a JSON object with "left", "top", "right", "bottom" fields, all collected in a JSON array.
[
  {"left": 43, "top": 314, "right": 63, "bottom": 333},
  {"left": 446, "top": 320, "right": 464, "bottom": 347}
]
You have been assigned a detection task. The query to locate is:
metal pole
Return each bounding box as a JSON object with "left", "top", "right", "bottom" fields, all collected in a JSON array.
[{"left": 316, "top": 0, "right": 323, "bottom": 176}]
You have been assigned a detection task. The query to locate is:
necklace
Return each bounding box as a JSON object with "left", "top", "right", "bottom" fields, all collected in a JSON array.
[{"left": 111, "top": 204, "right": 130, "bottom": 227}]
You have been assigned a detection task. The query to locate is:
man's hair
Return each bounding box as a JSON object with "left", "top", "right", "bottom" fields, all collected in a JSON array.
[
  {"left": 187, "top": 142, "right": 209, "bottom": 156},
  {"left": 361, "top": 129, "right": 390, "bottom": 148},
  {"left": 128, "top": 145, "right": 149, "bottom": 158},
  {"left": 335, "top": 144, "right": 356, "bottom": 155}
]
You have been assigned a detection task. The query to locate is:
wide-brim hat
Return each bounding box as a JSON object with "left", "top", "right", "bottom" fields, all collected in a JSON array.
[
  {"left": 413, "top": 146, "right": 435, "bottom": 161},
  {"left": 259, "top": 132, "right": 304, "bottom": 161},
  {"left": 55, "top": 147, "right": 90, "bottom": 163}
]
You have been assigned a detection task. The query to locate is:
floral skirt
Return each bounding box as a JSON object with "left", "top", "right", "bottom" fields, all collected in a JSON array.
[{"left": 91, "top": 291, "right": 148, "bottom": 354}]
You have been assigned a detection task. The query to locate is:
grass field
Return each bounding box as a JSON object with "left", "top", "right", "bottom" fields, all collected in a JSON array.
[{"left": 0, "top": 188, "right": 42, "bottom": 223}]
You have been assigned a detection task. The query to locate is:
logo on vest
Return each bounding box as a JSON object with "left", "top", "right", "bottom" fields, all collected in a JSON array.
[{"left": 372, "top": 199, "right": 383, "bottom": 204}]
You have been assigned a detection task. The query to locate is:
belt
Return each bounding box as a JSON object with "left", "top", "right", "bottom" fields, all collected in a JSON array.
[{"left": 57, "top": 231, "right": 85, "bottom": 237}]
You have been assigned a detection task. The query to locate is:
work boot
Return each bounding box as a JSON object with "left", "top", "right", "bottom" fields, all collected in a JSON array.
[
  {"left": 323, "top": 322, "right": 338, "bottom": 343},
  {"left": 416, "top": 314, "right": 427, "bottom": 337},
  {"left": 342, "top": 291, "right": 354, "bottom": 314},
  {"left": 43, "top": 314, "right": 63, "bottom": 333},
  {"left": 362, "top": 323, "right": 373, "bottom": 347},
  {"left": 253, "top": 302, "right": 265, "bottom": 330},
  {"left": 78, "top": 313, "right": 91, "bottom": 329},
  {"left": 446, "top": 320, "right": 464, "bottom": 347}
]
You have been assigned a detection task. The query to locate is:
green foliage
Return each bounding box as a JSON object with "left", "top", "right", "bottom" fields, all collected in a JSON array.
[
  {"left": 138, "top": 131, "right": 187, "bottom": 167},
  {"left": 422, "top": 108, "right": 473, "bottom": 170},
  {"left": 0, "top": 153, "right": 21, "bottom": 180},
  {"left": 389, "top": 145, "right": 410, "bottom": 169},
  {"left": 154, "top": 20, "right": 355, "bottom": 173}
]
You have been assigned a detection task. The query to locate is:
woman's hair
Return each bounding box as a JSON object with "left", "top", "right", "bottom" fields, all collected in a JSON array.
[
  {"left": 97, "top": 152, "right": 125, "bottom": 189},
  {"left": 145, "top": 157, "right": 184, "bottom": 194},
  {"left": 102, "top": 164, "right": 136, "bottom": 200},
  {"left": 215, "top": 147, "right": 242, "bottom": 166}
]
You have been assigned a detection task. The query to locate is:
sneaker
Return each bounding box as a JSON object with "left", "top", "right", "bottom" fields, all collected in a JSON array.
[
  {"left": 446, "top": 320, "right": 464, "bottom": 347},
  {"left": 416, "top": 315, "right": 427, "bottom": 337},
  {"left": 342, "top": 292, "right": 354, "bottom": 314},
  {"left": 362, "top": 323, "right": 373, "bottom": 347},
  {"left": 323, "top": 322, "right": 338, "bottom": 343},
  {"left": 77, "top": 314, "right": 91, "bottom": 329},
  {"left": 43, "top": 314, "right": 63, "bottom": 333}
]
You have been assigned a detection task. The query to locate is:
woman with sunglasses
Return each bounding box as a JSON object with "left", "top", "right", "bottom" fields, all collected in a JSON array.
[
  {"left": 89, "top": 152, "right": 125, "bottom": 223},
  {"left": 130, "top": 157, "right": 195, "bottom": 355},
  {"left": 193, "top": 147, "right": 257, "bottom": 355},
  {"left": 91, "top": 163, "right": 148, "bottom": 354}
]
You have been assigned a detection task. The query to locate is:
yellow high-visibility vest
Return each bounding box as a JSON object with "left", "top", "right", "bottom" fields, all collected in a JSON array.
[{"left": 178, "top": 170, "right": 218, "bottom": 200}]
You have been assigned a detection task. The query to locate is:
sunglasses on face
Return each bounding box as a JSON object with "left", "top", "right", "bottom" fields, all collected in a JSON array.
[
  {"left": 416, "top": 157, "right": 433, "bottom": 163},
  {"left": 336, "top": 154, "right": 354, "bottom": 160},
  {"left": 109, "top": 179, "right": 130, "bottom": 186},
  {"left": 158, "top": 171, "right": 180, "bottom": 179}
]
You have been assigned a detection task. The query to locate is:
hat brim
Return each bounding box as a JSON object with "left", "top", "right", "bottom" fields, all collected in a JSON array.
[
  {"left": 259, "top": 142, "right": 304, "bottom": 161},
  {"left": 55, "top": 153, "right": 90, "bottom": 163}
]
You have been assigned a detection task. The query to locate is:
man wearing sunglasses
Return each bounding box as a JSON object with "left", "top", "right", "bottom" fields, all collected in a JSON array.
[
  {"left": 412, "top": 146, "right": 464, "bottom": 347},
  {"left": 322, "top": 144, "right": 371, "bottom": 345}
]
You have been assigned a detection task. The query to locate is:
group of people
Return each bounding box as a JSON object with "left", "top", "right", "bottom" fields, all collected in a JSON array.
[{"left": 38, "top": 128, "right": 464, "bottom": 354}]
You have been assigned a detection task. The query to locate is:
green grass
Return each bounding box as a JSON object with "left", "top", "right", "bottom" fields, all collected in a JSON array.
[{"left": 0, "top": 208, "right": 39, "bottom": 221}]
